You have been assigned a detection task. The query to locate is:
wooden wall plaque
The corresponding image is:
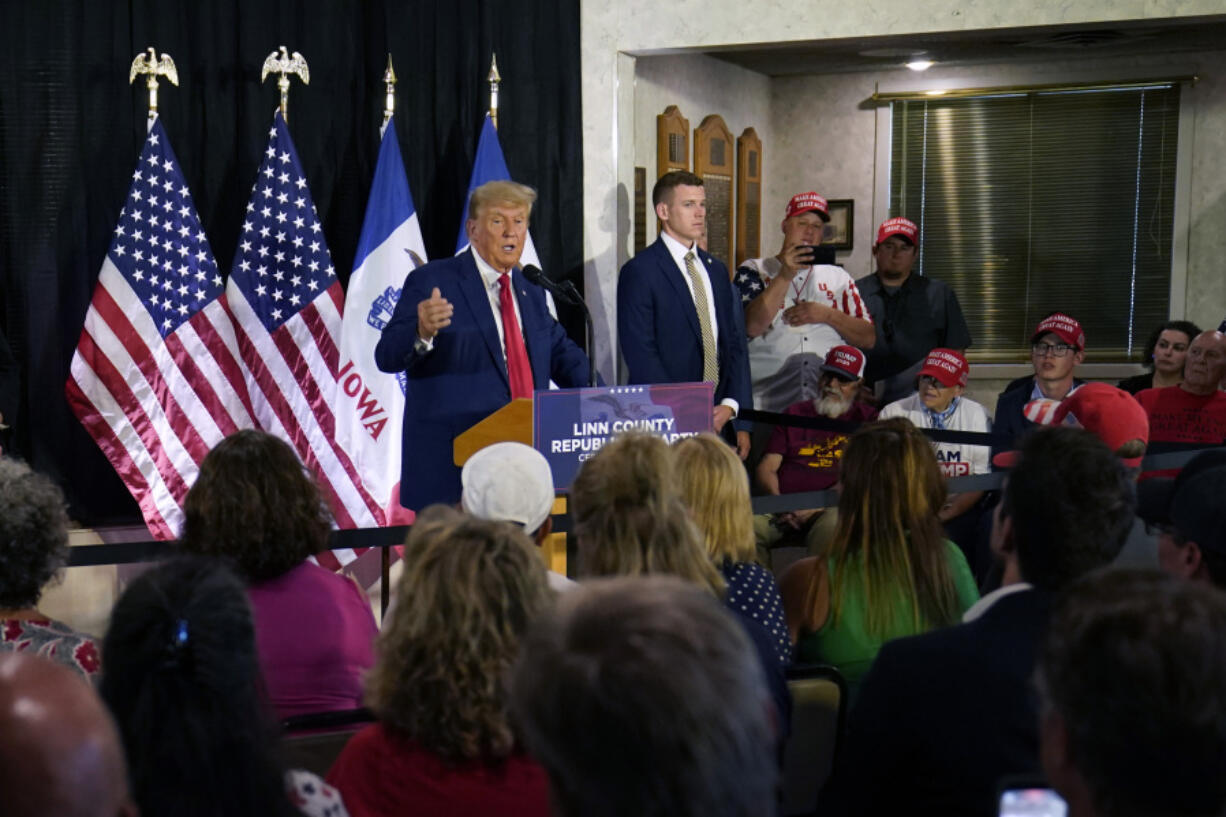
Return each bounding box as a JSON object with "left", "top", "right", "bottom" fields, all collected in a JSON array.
[
  {"left": 656, "top": 105, "right": 690, "bottom": 179},
  {"left": 736, "top": 128, "right": 762, "bottom": 267},
  {"left": 694, "top": 114, "right": 734, "bottom": 269},
  {"left": 634, "top": 167, "right": 647, "bottom": 253}
]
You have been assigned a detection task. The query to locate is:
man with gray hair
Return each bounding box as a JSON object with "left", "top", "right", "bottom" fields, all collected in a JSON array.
[
  {"left": 0, "top": 652, "right": 138, "bottom": 817},
  {"left": 376, "top": 180, "right": 596, "bottom": 510},
  {"left": 461, "top": 441, "right": 574, "bottom": 591},
  {"left": 510, "top": 575, "right": 779, "bottom": 817}
]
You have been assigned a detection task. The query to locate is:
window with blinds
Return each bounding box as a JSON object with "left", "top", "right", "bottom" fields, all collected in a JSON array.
[{"left": 889, "top": 85, "right": 1180, "bottom": 362}]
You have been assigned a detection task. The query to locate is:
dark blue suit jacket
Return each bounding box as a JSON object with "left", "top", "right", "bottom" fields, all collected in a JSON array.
[
  {"left": 617, "top": 238, "right": 752, "bottom": 424},
  {"left": 993, "top": 377, "right": 1086, "bottom": 463},
  {"left": 375, "top": 250, "right": 593, "bottom": 509},
  {"left": 821, "top": 589, "right": 1052, "bottom": 817}
]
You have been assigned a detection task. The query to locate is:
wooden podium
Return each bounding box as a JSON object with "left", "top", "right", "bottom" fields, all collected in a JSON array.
[
  {"left": 452, "top": 397, "right": 569, "bottom": 576},
  {"left": 453, "top": 398, "right": 534, "bottom": 467}
]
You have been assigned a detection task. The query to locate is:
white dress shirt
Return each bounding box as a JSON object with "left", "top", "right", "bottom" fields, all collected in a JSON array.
[{"left": 658, "top": 231, "right": 738, "bottom": 415}]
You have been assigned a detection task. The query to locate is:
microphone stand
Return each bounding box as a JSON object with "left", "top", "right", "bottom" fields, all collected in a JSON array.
[{"left": 522, "top": 265, "right": 598, "bottom": 387}]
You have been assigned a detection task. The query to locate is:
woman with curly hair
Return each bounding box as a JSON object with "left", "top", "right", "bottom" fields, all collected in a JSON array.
[
  {"left": 780, "top": 418, "right": 979, "bottom": 693},
  {"left": 0, "top": 457, "right": 100, "bottom": 678},
  {"left": 101, "top": 556, "right": 350, "bottom": 817},
  {"left": 180, "top": 430, "right": 377, "bottom": 719},
  {"left": 326, "top": 505, "right": 553, "bottom": 817},
  {"left": 672, "top": 433, "right": 790, "bottom": 668}
]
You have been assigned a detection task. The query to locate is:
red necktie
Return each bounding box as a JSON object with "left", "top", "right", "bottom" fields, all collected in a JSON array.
[{"left": 498, "top": 273, "right": 534, "bottom": 400}]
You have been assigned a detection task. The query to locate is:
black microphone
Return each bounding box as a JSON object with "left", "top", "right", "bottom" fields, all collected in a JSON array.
[
  {"left": 521, "top": 265, "right": 578, "bottom": 306},
  {"left": 521, "top": 265, "right": 598, "bottom": 387}
]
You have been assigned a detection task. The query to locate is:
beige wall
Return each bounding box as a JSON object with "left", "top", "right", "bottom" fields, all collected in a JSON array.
[{"left": 581, "top": 0, "right": 1226, "bottom": 384}]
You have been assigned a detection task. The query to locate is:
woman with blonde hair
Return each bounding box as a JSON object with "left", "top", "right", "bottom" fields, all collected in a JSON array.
[
  {"left": 780, "top": 418, "right": 978, "bottom": 692},
  {"left": 570, "top": 431, "right": 791, "bottom": 729},
  {"left": 570, "top": 431, "right": 724, "bottom": 594},
  {"left": 673, "top": 433, "right": 790, "bottom": 667},
  {"left": 326, "top": 506, "right": 552, "bottom": 817}
]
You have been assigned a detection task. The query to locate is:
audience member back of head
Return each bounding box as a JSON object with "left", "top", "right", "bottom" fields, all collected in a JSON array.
[
  {"left": 570, "top": 431, "right": 792, "bottom": 732},
  {"left": 101, "top": 556, "right": 314, "bottom": 817},
  {"left": 510, "top": 575, "right": 779, "bottom": 817},
  {"left": 0, "top": 651, "right": 137, "bottom": 817},
  {"left": 180, "top": 429, "right": 377, "bottom": 719},
  {"left": 326, "top": 506, "right": 553, "bottom": 817},
  {"left": 1038, "top": 569, "right": 1226, "bottom": 817},
  {"left": 0, "top": 456, "right": 101, "bottom": 678}
]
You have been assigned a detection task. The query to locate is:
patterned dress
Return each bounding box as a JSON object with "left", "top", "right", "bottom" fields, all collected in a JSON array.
[
  {"left": 1, "top": 617, "right": 101, "bottom": 679},
  {"left": 721, "top": 560, "right": 792, "bottom": 667}
]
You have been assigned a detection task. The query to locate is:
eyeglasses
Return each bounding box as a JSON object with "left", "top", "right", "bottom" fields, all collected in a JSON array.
[
  {"left": 1031, "top": 342, "right": 1075, "bottom": 358},
  {"left": 918, "top": 375, "right": 952, "bottom": 389}
]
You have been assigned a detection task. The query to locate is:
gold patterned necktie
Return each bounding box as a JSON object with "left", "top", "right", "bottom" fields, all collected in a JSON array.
[{"left": 684, "top": 251, "right": 719, "bottom": 385}]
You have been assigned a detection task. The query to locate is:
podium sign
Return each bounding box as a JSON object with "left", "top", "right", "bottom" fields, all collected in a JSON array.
[{"left": 534, "top": 382, "right": 715, "bottom": 491}]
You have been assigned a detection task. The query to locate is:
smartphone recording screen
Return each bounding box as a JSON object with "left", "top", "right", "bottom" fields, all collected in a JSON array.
[{"left": 999, "top": 787, "right": 1068, "bottom": 817}]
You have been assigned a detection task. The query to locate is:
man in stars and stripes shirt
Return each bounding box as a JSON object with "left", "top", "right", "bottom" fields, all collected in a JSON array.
[
  {"left": 67, "top": 116, "right": 255, "bottom": 539},
  {"left": 735, "top": 192, "right": 873, "bottom": 413},
  {"left": 225, "top": 112, "right": 384, "bottom": 534}
]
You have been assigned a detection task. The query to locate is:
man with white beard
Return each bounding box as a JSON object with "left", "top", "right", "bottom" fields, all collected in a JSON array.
[{"left": 755, "top": 345, "right": 877, "bottom": 555}]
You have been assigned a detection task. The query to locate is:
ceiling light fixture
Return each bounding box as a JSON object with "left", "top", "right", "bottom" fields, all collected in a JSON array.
[{"left": 906, "top": 59, "right": 935, "bottom": 71}]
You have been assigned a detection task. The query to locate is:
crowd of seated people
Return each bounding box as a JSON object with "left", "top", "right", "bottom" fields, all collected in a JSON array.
[{"left": 2, "top": 298, "right": 1225, "bottom": 816}]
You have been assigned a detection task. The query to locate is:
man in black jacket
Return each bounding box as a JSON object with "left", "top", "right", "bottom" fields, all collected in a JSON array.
[{"left": 821, "top": 426, "right": 1135, "bottom": 817}]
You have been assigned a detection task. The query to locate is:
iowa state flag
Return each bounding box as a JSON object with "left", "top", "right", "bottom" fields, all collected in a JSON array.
[{"left": 336, "top": 116, "right": 426, "bottom": 527}]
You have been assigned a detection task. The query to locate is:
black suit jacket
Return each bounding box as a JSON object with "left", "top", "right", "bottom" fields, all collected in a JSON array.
[
  {"left": 820, "top": 589, "right": 1052, "bottom": 817},
  {"left": 993, "top": 378, "right": 1086, "bottom": 462}
]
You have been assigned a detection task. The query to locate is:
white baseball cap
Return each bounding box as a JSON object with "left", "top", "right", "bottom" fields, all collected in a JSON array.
[{"left": 461, "top": 442, "right": 555, "bottom": 534}]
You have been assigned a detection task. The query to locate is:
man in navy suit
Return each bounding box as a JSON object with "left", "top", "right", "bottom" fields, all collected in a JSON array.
[
  {"left": 375, "top": 181, "right": 594, "bottom": 510},
  {"left": 617, "top": 171, "right": 752, "bottom": 458},
  {"left": 820, "top": 426, "right": 1135, "bottom": 817}
]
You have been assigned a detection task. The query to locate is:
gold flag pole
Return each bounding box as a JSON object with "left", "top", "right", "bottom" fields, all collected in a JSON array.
[
  {"left": 488, "top": 53, "right": 501, "bottom": 130},
  {"left": 260, "top": 45, "right": 310, "bottom": 123},
  {"left": 129, "top": 48, "right": 179, "bottom": 123},
  {"left": 381, "top": 55, "right": 397, "bottom": 133}
]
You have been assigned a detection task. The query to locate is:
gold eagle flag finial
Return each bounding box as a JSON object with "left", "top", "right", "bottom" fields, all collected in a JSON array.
[
  {"left": 129, "top": 48, "right": 179, "bottom": 120},
  {"left": 487, "top": 53, "right": 501, "bottom": 130},
  {"left": 382, "top": 54, "right": 397, "bottom": 130},
  {"left": 261, "top": 45, "right": 310, "bottom": 122}
]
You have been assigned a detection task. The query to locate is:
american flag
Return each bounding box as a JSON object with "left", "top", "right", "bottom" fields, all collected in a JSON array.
[
  {"left": 225, "top": 112, "right": 384, "bottom": 553},
  {"left": 66, "top": 116, "right": 255, "bottom": 539},
  {"left": 733, "top": 265, "right": 766, "bottom": 305}
]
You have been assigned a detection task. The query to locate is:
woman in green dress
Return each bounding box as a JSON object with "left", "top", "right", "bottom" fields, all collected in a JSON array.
[{"left": 780, "top": 417, "right": 979, "bottom": 693}]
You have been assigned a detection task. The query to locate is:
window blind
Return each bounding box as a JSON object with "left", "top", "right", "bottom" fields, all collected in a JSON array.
[{"left": 889, "top": 86, "right": 1180, "bottom": 362}]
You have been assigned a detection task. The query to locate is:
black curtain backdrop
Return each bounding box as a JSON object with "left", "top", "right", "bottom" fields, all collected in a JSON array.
[{"left": 0, "top": 0, "right": 583, "bottom": 526}]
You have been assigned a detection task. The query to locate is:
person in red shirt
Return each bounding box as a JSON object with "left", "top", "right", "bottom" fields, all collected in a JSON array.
[
  {"left": 327, "top": 508, "right": 553, "bottom": 817},
  {"left": 1136, "top": 330, "right": 1226, "bottom": 459}
]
